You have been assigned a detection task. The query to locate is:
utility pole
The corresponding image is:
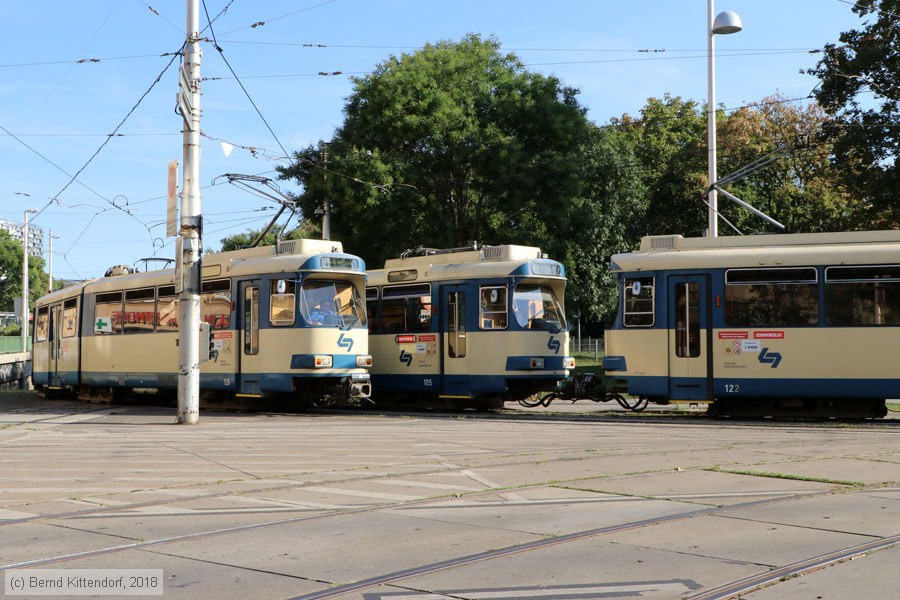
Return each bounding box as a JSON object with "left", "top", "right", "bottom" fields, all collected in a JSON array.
[
  {"left": 48, "top": 230, "right": 59, "bottom": 293},
  {"left": 176, "top": 0, "right": 202, "bottom": 424},
  {"left": 321, "top": 146, "right": 330, "bottom": 240}
]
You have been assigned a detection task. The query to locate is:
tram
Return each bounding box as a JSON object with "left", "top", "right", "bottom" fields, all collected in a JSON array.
[
  {"left": 366, "top": 244, "right": 574, "bottom": 409},
  {"left": 32, "top": 239, "right": 372, "bottom": 407},
  {"left": 603, "top": 230, "right": 900, "bottom": 419}
]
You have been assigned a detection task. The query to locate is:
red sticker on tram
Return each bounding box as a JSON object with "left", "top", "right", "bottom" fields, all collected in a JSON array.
[
  {"left": 718, "top": 331, "right": 748, "bottom": 339},
  {"left": 754, "top": 331, "right": 785, "bottom": 339},
  {"left": 395, "top": 335, "right": 416, "bottom": 343},
  {"left": 418, "top": 334, "right": 436, "bottom": 342}
]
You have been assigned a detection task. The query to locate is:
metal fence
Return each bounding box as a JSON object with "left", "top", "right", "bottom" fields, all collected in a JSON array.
[
  {"left": 0, "top": 337, "right": 30, "bottom": 353},
  {"left": 570, "top": 337, "right": 604, "bottom": 360}
]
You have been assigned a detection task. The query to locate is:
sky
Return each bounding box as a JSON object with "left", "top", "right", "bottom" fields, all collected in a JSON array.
[{"left": 0, "top": 0, "right": 867, "bottom": 280}]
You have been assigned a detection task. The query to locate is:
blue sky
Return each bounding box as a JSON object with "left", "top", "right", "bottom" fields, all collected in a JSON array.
[{"left": 0, "top": 0, "right": 864, "bottom": 279}]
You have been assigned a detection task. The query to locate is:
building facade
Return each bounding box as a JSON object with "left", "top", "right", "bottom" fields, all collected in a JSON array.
[{"left": 0, "top": 217, "right": 44, "bottom": 258}]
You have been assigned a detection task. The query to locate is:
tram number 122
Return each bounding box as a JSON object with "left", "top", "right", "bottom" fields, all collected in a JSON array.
[{"left": 724, "top": 384, "right": 740, "bottom": 394}]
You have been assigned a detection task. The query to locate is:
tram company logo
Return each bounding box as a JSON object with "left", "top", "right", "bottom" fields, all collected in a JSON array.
[
  {"left": 399, "top": 350, "right": 413, "bottom": 367},
  {"left": 547, "top": 336, "right": 560, "bottom": 354},
  {"left": 758, "top": 347, "right": 783, "bottom": 368},
  {"left": 337, "top": 333, "right": 354, "bottom": 352}
]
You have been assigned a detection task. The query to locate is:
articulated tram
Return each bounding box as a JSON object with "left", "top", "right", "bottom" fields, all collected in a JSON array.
[
  {"left": 366, "top": 244, "right": 574, "bottom": 409},
  {"left": 32, "top": 239, "right": 372, "bottom": 407},
  {"left": 603, "top": 230, "right": 900, "bottom": 419}
]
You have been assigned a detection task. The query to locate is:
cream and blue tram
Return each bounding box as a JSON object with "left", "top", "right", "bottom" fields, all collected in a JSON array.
[
  {"left": 32, "top": 239, "right": 371, "bottom": 406},
  {"left": 366, "top": 244, "right": 574, "bottom": 409},
  {"left": 603, "top": 231, "right": 900, "bottom": 419}
]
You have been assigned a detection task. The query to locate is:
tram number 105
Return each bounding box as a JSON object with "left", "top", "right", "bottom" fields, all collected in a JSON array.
[{"left": 423, "top": 378, "right": 433, "bottom": 387}]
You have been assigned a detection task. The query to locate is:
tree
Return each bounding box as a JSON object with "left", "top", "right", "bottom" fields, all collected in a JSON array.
[
  {"left": 278, "top": 34, "right": 593, "bottom": 268},
  {"left": 808, "top": 0, "right": 900, "bottom": 227},
  {"left": 0, "top": 229, "right": 47, "bottom": 312},
  {"left": 216, "top": 221, "right": 319, "bottom": 252}
]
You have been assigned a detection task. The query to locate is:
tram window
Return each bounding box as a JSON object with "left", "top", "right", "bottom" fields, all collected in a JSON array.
[
  {"left": 203, "top": 279, "right": 232, "bottom": 330},
  {"left": 674, "top": 282, "right": 700, "bottom": 358},
  {"left": 825, "top": 266, "right": 900, "bottom": 326},
  {"left": 94, "top": 292, "right": 123, "bottom": 335},
  {"left": 448, "top": 291, "right": 466, "bottom": 358},
  {"left": 62, "top": 299, "right": 77, "bottom": 338},
  {"left": 512, "top": 284, "right": 565, "bottom": 331},
  {"left": 623, "top": 278, "right": 654, "bottom": 327},
  {"left": 379, "top": 284, "right": 432, "bottom": 333},
  {"left": 124, "top": 288, "right": 156, "bottom": 334},
  {"left": 269, "top": 279, "right": 296, "bottom": 326},
  {"left": 157, "top": 286, "right": 178, "bottom": 332},
  {"left": 479, "top": 286, "right": 508, "bottom": 329},
  {"left": 725, "top": 268, "right": 818, "bottom": 327},
  {"left": 300, "top": 279, "right": 368, "bottom": 328},
  {"left": 35, "top": 307, "right": 49, "bottom": 341},
  {"left": 365, "top": 288, "right": 378, "bottom": 333},
  {"left": 244, "top": 286, "right": 259, "bottom": 355}
]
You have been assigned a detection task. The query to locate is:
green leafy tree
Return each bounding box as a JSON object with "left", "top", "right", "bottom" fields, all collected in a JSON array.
[
  {"left": 217, "top": 221, "right": 318, "bottom": 252},
  {"left": 808, "top": 0, "right": 900, "bottom": 226},
  {"left": 279, "top": 34, "right": 592, "bottom": 264},
  {"left": 0, "top": 229, "right": 47, "bottom": 312}
]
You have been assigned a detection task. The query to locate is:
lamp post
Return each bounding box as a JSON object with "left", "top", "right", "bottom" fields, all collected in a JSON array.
[
  {"left": 48, "top": 230, "right": 60, "bottom": 293},
  {"left": 707, "top": 2, "right": 742, "bottom": 237},
  {"left": 22, "top": 208, "right": 37, "bottom": 351}
]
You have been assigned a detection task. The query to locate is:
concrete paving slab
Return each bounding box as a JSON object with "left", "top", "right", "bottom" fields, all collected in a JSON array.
[
  {"left": 0, "top": 522, "right": 137, "bottom": 567},
  {"left": 337, "top": 537, "right": 758, "bottom": 600},
  {"left": 5, "top": 547, "right": 322, "bottom": 600},
  {"left": 736, "top": 456, "right": 900, "bottom": 486},
  {"left": 604, "top": 512, "right": 873, "bottom": 568},
  {"left": 728, "top": 490, "right": 900, "bottom": 537},
  {"left": 573, "top": 468, "right": 840, "bottom": 506},
  {"left": 388, "top": 486, "right": 697, "bottom": 537},
  {"left": 155, "top": 509, "right": 543, "bottom": 585},
  {"left": 741, "top": 543, "right": 900, "bottom": 600}
]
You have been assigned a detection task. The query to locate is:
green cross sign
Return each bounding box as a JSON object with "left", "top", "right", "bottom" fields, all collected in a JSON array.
[
  {"left": 96, "top": 319, "right": 108, "bottom": 328},
  {"left": 95, "top": 318, "right": 110, "bottom": 332}
]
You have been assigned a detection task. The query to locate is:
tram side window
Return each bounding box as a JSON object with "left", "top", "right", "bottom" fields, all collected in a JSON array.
[
  {"left": 62, "top": 298, "right": 77, "bottom": 338},
  {"left": 365, "top": 288, "right": 378, "bottom": 334},
  {"left": 124, "top": 288, "right": 156, "bottom": 334},
  {"left": 448, "top": 291, "right": 466, "bottom": 358},
  {"left": 379, "top": 284, "right": 432, "bottom": 333},
  {"left": 725, "top": 268, "right": 818, "bottom": 327},
  {"left": 244, "top": 286, "right": 259, "bottom": 355},
  {"left": 479, "top": 286, "right": 508, "bottom": 329},
  {"left": 623, "top": 278, "right": 654, "bottom": 327},
  {"left": 674, "top": 282, "right": 701, "bottom": 358},
  {"left": 824, "top": 266, "right": 900, "bottom": 326},
  {"left": 269, "top": 279, "right": 295, "bottom": 327},
  {"left": 94, "top": 292, "right": 123, "bottom": 335},
  {"left": 157, "top": 286, "right": 179, "bottom": 332},
  {"left": 203, "top": 279, "right": 232, "bottom": 330},
  {"left": 35, "top": 307, "right": 49, "bottom": 341}
]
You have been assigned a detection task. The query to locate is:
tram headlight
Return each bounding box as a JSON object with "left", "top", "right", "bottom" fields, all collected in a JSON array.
[
  {"left": 564, "top": 356, "right": 576, "bottom": 370},
  {"left": 529, "top": 357, "right": 545, "bottom": 369},
  {"left": 356, "top": 355, "right": 373, "bottom": 368},
  {"left": 314, "top": 355, "right": 333, "bottom": 368}
]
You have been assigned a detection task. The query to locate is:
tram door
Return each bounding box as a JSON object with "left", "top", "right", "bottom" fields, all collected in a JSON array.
[
  {"left": 667, "top": 275, "right": 712, "bottom": 400},
  {"left": 48, "top": 303, "right": 62, "bottom": 387},
  {"left": 441, "top": 285, "right": 470, "bottom": 397},
  {"left": 237, "top": 280, "right": 264, "bottom": 396}
]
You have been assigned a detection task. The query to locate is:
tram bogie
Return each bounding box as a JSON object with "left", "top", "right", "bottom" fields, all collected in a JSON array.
[
  {"left": 32, "top": 239, "right": 372, "bottom": 408},
  {"left": 603, "top": 231, "right": 900, "bottom": 419},
  {"left": 366, "top": 244, "right": 574, "bottom": 409}
]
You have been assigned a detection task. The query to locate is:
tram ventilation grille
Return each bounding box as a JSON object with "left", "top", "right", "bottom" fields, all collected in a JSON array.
[
  {"left": 277, "top": 240, "right": 297, "bottom": 255},
  {"left": 649, "top": 236, "right": 679, "bottom": 250},
  {"left": 482, "top": 246, "right": 502, "bottom": 259}
]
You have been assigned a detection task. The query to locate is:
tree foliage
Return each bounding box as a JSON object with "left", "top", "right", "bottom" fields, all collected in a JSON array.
[
  {"left": 808, "top": 0, "right": 900, "bottom": 226},
  {"left": 217, "top": 221, "right": 318, "bottom": 252},
  {"left": 0, "top": 229, "right": 47, "bottom": 313}
]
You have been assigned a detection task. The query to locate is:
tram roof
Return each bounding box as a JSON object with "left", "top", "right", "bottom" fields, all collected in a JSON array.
[
  {"left": 611, "top": 230, "right": 900, "bottom": 272},
  {"left": 369, "top": 244, "right": 565, "bottom": 285}
]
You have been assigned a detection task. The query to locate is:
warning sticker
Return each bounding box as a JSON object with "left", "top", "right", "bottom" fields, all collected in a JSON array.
[{"left": 718, "top": 331, "right": 748, "bottom": 339}]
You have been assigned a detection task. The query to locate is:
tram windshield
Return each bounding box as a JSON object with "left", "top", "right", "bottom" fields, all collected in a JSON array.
[
  {"left": 512, "top": 284, "right": 565, "bottom": 331},
  {"left": 300, "top": 279, "right": 367, "bottom": 328}
]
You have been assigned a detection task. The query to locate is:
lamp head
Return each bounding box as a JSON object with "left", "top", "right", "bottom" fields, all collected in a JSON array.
[{"left": 712, "top": 10, "right": 742, "bottom": 35}]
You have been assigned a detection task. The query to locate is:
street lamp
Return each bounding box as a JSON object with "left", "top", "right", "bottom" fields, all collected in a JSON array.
[
  {"left": 707, "top": 2, "right": 742, "bottom": 237},
  {"left": 22, "top": 208, "right": 37, "bottom": 351}
]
